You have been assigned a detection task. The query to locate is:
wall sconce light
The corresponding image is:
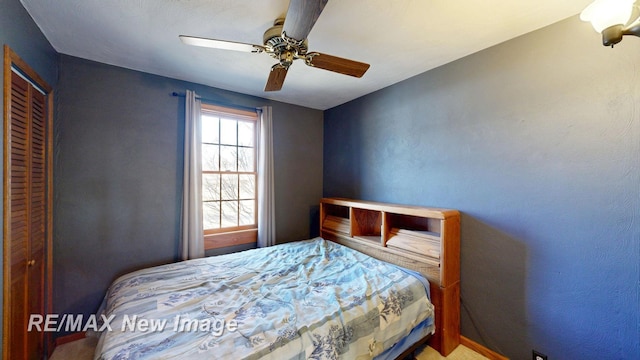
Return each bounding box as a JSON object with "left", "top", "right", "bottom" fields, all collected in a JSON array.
[{"left": 581, "top": 0, "right": 640, "bottom": 46}]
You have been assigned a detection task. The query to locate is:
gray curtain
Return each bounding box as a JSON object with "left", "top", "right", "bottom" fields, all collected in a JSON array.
[
  {"left": 180, "top": 90, "right": 205, "bottom": 259},
  {"left": 257, "top": 106, "right": 276, "bottom": 247}
]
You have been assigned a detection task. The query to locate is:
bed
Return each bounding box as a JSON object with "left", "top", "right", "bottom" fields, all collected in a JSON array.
[{"left": 92, "top": 199, "right": 460, "bottom": 359}]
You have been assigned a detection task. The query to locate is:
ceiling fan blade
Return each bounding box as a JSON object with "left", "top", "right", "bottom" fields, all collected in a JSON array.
[
  {"left": 264, "top": 64, "right": 289, "bottom": 92},
  {"left": 282, "top": 0, "right": 328, "bottom": 41},
  {"left": 306, "top": 53, "right": 370, "bottom": 78},
  {"left": 179, "top": 35, "right": 265, "bottom": 53}
]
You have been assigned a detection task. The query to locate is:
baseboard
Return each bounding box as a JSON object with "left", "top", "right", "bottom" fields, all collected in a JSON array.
[{"left": 460, "top": 336, "right": 509, "bottom": 360}]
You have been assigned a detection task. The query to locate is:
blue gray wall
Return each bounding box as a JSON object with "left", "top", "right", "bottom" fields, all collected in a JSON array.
[
  {"left": 54, "top": 55, "right": 323, "bottom": 333},
  {"left": 324, "top": 16, "right": 639, "bottom": 359},
  {"left": 4, "top": 0, "right": 639, "bottom": 357},
  {"left": 1, "top": 0, "right": 58, "bottom": 354}
]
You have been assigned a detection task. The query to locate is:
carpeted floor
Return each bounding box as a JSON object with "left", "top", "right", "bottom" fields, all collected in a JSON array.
[{"left": 50, "top": 336, "right": 489, "bottom": 360}]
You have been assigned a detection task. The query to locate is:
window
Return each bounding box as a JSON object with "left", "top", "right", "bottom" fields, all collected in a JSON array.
[{"left": 201, "top": 104, "right": 258, "bottom": 249}]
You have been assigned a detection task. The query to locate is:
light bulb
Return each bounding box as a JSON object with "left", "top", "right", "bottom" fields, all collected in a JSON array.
[{"left": 580, "top": 0, "right": 635, "bottom": 33}]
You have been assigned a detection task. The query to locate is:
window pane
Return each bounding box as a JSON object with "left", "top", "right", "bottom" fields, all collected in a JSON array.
[
  {"left": 220, "top": 145, "right": 237, "bottom": 171},
  {"left": 238, "top": 121, "right": 254, "bottom": 147},
  {"left": 220, "top": 174, "right": 238, "bottom": 200},
  {"left": 239, "top": 174, "right": 255, "bottom": 199},
  {"left": 202, "top": 115, "right": 219, "bottom": 144},
  {"left": 221, "top": 201, "right": 238, "bottom": 228},
  {"left": 202, "top": 174, "right": 220, "bottom": 201},
  {"left": 202, "top": 144, "right": 219, "bottom": 171},
  {"left": 220, "top": 118, "right": 237, "bottom": 145},
  {"left": 203, "top": 202, "right": 220, "bottom": 229},
  {"left": 238, "top": 147, "right": 254, "bottom": 172},
  {"left": 239, "top": 200, "right": 255, "bottom": 226},
  {"left": 200, "top": 106, "right": 259, "bottom": 236}
]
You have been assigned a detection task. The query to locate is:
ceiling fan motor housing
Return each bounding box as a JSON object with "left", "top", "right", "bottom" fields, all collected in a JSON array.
[{"left": 263, "top": 18, "right": 308, "bottom": 63}]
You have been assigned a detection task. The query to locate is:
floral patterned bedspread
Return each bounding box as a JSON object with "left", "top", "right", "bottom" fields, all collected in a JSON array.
[{"left": 93, "top": 238, "right": 434, "bottom": 359}]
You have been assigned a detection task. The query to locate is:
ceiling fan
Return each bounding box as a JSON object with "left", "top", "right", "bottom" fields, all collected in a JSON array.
[{"left": 179, "top": 0, "right": 370, "bottom": 92}]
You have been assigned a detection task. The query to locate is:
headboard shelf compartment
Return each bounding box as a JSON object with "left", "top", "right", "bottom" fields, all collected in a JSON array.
[
  {"left": 319, "top": 197, "right": 460, "bottom": 356},
  {"left": 351, "top": 207, "right": 383, "bottom": 244},
  {"left": 387, "top": 228, "right": 441, "bottom": 261},
  {"left": 321, "top": 203, "right": 351, "bottom": 235}
]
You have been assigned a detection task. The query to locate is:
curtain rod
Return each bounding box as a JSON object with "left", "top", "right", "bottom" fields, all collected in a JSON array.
[{"left": 171, "top": 92, "right": 261, "bottom": 113}]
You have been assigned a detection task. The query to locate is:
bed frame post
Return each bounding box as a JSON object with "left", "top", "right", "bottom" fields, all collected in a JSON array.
[{"left": 431, "top": 213, "right": 461, "bottom": 355}]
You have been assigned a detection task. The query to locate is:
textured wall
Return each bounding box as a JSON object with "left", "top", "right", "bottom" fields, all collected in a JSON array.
[
  {"left": 54, "top": 55, "right": 323, "bottom": 333},
  {"left": 0, "top": 0, "right": 59, "bottom": 354},
  {"left": 324, "top": 16, "right": 639, "bottom": 359}
]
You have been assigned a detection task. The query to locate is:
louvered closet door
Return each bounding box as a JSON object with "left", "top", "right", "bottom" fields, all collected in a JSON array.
[
  {"left": 27, "top": 81, "right": 47, "bottom": 359},
  {"left": 28, "top": 82, "right": 47, "bottom": 360},
  {"left": 9, "top": 72, "right": 31, "bottom": 359},
  {"left": 7, "top": 68, "right": 47, "bottom": 360}
]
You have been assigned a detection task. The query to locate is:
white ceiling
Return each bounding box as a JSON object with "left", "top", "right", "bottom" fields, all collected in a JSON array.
[{"left": 21, "top": 0, "right": 593, "bottom": 110}]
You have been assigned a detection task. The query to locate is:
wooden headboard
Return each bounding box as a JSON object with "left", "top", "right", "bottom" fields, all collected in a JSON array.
[{"left": 319, "top": 198, "right": 460, "bottom": 356}]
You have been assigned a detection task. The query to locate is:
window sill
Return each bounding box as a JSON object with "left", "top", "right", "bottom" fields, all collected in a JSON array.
[{"left": 204, "top": 228, "right": 257, "bottom": 250}]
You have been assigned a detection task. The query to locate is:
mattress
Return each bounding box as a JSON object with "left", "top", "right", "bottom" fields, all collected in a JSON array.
[{"left": 92, "top": 238, "right": 434, "bottom": 359}]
